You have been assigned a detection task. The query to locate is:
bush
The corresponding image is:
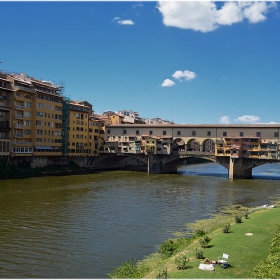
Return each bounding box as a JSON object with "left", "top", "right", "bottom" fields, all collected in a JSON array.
[
  {"left": 199, "top": 235, "right": 212, "bottom": 248},
  {"left": 222, "top": 222, "right": 231, "bottom": 233},
  {"left": 157, "top": 239, "right": 177, "bottom": 257},
  {"left": 157, "top": 238, "right": 190, "bottom": 258},
  {"left": 194, "top": 229, "right": 207, "bottom": 237},
  {"left": 174, "top": 253, "right": 190, "bottom": 270},
  {"left": 244, "top": 210, "right": 249, "bottom": 219},
  {"left": 235, "top": 214, "right": 242, "bottom": 223},
  {"left": 156, "top": 268, "right": 170, "bottom": 279},
  {"left": 195, "top": 248, "right": 204, "bottom": 259},
  {"left": 107, "top": 259, "right": 149, "bottom": 279}
]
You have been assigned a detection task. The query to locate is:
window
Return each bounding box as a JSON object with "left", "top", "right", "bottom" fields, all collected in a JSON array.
[
  {"left": 223, "top": 132, "right": 227, "bottom": 137},
  {"left": 207, "top": 131, "right": 211, "bottom": 136},
  {"left": 24, "top": 120, "right": 31, "bottom": 126},
  {"left": 24, "top": 111, "right": 31, "bottom": 117},
  {"left": 256, "top": 132, "right": 261, "bottom": 137},
  {"left": 123, "top": 130, "right": 126, "bottom": 134},
  {"left": 274, "top": 132, "right": 279, "bottom": 137},
  {"left": 149, "top": 131, "right": 153, "bottom": 135},
  {"left": 136, "top": 130, "right": 139, "bottom": 135},
  {"left": 36, "top": 102, "right": 43, "bottom": 108},
  {"left": 192, "top": 131, "right": 196, "bottom": 136},
  {"left": 24, "top": 129, "right": 31, "bottom": 135},
  {"left": 25, "top": 102, "right": 32, "bottom": 108},
  {"left": 177, "top": 131, "right": 181, "bottom": 136},
  {"left": 36, "top": 111, "right": 43, "bottom": 117},
  {"left": 240, "top": 132, "right": 244, "bottom": 137},
  {"left": 107, "top": 129, "right": 110, "bottom": 134},
  {"left": 163, "top": 130, "right": 166, "bottom": 135}
]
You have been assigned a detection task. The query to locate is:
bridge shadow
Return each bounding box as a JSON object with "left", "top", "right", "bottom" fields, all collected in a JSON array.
[{"left": 177, "top": 170, "right": 228, "bottom": 179}]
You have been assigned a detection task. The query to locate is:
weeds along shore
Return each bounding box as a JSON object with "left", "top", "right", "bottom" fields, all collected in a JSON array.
[{"left": 108, "top": 199, "right": 280, "bottom": 279}]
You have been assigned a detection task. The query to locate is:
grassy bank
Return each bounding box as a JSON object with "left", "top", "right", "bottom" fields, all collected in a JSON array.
[{"left": 108, "top": 202, "right": 280, "bottom": 278}]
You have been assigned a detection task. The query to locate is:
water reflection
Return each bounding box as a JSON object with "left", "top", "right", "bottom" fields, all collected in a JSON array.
[{"left": 0, "top": 162, "right": 279, "bottom": 278}]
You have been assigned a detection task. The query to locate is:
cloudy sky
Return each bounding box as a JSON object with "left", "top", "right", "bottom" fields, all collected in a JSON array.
[{"left": 1, "top": 1, "right": 280, "bottom": 124}]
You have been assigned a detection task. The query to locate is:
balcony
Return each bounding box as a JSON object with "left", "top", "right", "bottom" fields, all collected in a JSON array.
[
  {"left": 15, "top": 133, "right": 24, "bottom": 137},
  {"left": 13, "top": 141, "right": 33, "bottom": 145},
  {"left": 15, "top": 115, "right": 23, "bottom": 119},
  {"left": 14, "top": 86, "right": 35, "bottom": 93},
  {"left": 15, "top": 124, "right": 23, "bottom": 128},
  {"left": 0, "top": 121, "right": 10, "bottom": 128},
  {"left": 15, "top": 105, "right": 24, "bottom": 110}
]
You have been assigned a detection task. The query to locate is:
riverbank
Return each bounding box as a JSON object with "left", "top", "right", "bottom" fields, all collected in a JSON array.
[
  {"left": 0, "top": 157, "right": 210, "bottom": 180},
  {"left": 108, "top": 201, "right": 280, "bottom": 278}
]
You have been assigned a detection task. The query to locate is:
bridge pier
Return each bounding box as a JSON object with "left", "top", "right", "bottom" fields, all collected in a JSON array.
[
  {"left": 228, "top": 158, "right": 252, "bottom": 179},
  {"left": 217, "top": 157, "right": 268, "bottom": 179},
  {"left": 147, "top": 154, "right": 178, "bottom": 174}
]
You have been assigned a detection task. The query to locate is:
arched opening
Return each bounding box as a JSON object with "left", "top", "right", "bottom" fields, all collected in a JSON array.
[
  {"left": 202, "top": 139, "right": 215, "bottom": 153},
  {"left": 186, "top": 139, "right": 200, "bottom": 151},
  {"left": 173, "top": 138, "right": 185, "bottom": 151}
]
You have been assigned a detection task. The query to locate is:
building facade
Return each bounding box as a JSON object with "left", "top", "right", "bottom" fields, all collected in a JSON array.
[
  {"left": 0, "top": 73, "right": 12, "bottom": 158},
  {"left": 7, "top": 72, "right": 64, "bottom": 158}
]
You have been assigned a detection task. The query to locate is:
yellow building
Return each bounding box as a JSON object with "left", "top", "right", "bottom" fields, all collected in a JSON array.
[
  {"left": 108, "top": 113, "right": 124, "bottom": 125},
  {"left": 7, "top": 72, "right": 63, "bottom": 158},
  {"left": 89, "top": 113, "right": 110, "bottom": 156},
  {"left": 68, "top": 101, "right": 91, "bottom": 156}
]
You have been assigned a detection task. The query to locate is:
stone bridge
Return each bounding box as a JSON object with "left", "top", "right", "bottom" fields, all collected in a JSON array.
[{"left": 76, "top": 151, "right": 280, "bottom": 179}]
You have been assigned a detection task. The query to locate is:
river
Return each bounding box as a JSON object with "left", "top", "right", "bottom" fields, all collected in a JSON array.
[{"left": 0, "top": 162, "right": 280, "bottom": 278}]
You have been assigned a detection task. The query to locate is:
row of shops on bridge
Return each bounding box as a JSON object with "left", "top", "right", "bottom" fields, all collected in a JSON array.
[{"left": 104, "top": 135, "right": 280, "bottom": 160}]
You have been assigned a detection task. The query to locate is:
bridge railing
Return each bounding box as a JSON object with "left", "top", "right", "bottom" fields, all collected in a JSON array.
[{"left": 177, "top": 151, "right": 215, "bottom": 157}]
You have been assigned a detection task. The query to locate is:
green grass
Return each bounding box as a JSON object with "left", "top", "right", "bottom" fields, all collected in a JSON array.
[{"left": 143, "top": 204, "right": 280, "bottom": 278}]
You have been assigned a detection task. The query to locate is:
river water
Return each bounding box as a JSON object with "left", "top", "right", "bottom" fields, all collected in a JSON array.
[{"left": 0, "top": 162, "right": 280, "bottom": 278}]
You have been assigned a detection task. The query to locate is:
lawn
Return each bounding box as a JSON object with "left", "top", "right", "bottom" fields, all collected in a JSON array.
[{"left": 144, "top": 205, "right": 280, "bottom": 278}]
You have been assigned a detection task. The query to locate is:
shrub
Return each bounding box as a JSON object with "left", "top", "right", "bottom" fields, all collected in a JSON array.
[
  {"left": 235, "top": 214, "right": 242, "bottom": 223},
  {"left": 156, "top": 268, "right": 170, "bottom": 279},
  {"left": 199, "top": 235, "right": 212, "bottom": 248},
  {"left": 157, "top": 239, "right": 177, "bottom": 257},
  {"left": 195, "top": 248, "right": 204, "bottom": 259},
  {"left": 222, "top": 222, "right": 231, "bottom": 233},
  {"left": 107, "top": 259, "right": 149, "bottom": 279},
  {"left": 244, "top": 210, "right": 249, "bottom": 219},
  {"left": 157, "top": 238, "right": 190, "bottom": 258},
  {"left": 174, "top": 253, "right": 190, "bottom": 270},
  {"left": 194, "top": 229, "right": 207, "bottom": 238}
]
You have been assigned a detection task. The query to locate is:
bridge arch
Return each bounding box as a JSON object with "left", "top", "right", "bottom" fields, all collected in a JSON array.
[
  {"left": 186, "top": 138, "right": 200, "bottom": 151},
  {"left": 173, "top": 138, "right": 185, "bottom": 150},
  {"left": 202, "top": 138, "right": 215, "bottom": 153}
]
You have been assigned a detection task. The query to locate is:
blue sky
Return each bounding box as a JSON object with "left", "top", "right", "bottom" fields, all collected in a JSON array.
[{"left": 1, "top": 1, "right": 280, "bottom": 124}]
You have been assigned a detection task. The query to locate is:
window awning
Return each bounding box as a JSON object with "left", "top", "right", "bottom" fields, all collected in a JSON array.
[{"left": 35, "top": 146, "right": 52, "bottom": 150}]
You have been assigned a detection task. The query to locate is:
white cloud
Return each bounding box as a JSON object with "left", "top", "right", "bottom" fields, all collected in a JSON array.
[
  {"left": 242, "top": 1, "right": 271, "bottom": 23},
  {"left": 113, "top": 17, "right": 135, "bottom": 25},
  {"left": 234, "top": 115, "right": 260, "bottom": 123},
  {"left": 219, "top": 115, "right": 230, "bottom": 124},
  {"left": 157, "top": 1, "right": 277, "bottom": 32},
  {"left": 162, "top": 79, "right": 175, "bottom": 87},
  {"left": 172, "top": 70, "right": 196, "bottom": 81}
]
